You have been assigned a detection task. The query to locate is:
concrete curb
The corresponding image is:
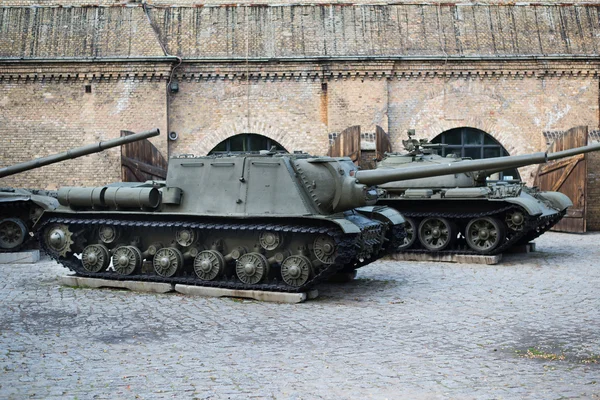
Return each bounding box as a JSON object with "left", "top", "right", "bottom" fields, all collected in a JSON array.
[
  {"left": 0, "top": 250, "right": 40, "bottom": 264},
  {"left": 59, "top": 276, "right": 174, "bottom": 294},
  {"left": 58, "top": 275, "right": 318, "bottom": 303},
  {"left": 392, "top": 252, "right": 502, "bottom": 265},
  {"left": 175, "top": 284, "right": 318, "bottom": 304}
]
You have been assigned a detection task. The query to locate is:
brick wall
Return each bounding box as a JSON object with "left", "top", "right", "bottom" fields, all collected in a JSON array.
[
  {"left": 0, "top": 70, "right": 168, "bottom": 189},
  {"left": 168, "top": 75, "right": 328, "bottom": 156}
]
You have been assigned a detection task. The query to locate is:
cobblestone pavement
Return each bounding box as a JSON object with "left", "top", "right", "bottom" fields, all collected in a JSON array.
[{"left": 1, "top": 232, "right": 599, "bottom": 400}]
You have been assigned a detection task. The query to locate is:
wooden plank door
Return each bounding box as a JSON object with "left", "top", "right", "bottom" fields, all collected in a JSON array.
[
  {"left": 534, "top": 126, "right": 588, "bottom": 232},
  {"left": 120, "top": 130, "right": 168, "bottom": 182},
  {"left": 327, "top": 126, "right": 361, "bottom": 165},
  {"left": 374, "top": 125, "right": 392, "bottom": 162}
]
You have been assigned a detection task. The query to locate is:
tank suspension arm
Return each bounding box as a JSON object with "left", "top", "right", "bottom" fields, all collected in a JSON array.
[{"left": 0, "top": 129, "right": 160, "bottom": 179}]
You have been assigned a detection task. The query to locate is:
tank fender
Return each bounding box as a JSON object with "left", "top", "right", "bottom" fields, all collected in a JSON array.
[
  {"left": 354, "top": 206, "right": 406, "bottom": 225},
  {"left": 0, "top": 194, "right": 30, "bottom": 203},
  {"left": 29, "top": 195, "right": 59, "bottom": 211},
  {"left": 329, "top": 217, "right": 363, "bottom": 234},
  {"left": 501, "top": 196, "right": 544, "bottom": 216},
  {"left": 535, "top": 191, "right": 573, "bottom": 211}
]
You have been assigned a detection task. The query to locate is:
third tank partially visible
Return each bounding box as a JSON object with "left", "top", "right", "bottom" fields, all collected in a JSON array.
[{"left": 373, "top": 131, "right": 600, "bottom": 254}]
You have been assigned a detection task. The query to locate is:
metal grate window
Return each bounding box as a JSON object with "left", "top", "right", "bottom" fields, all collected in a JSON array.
[
  {"left": 430, "top": 127, "right": 521, "bottom": 181},
  {"left": 209, "top": 134, "right": 287, "bottom": 154}
]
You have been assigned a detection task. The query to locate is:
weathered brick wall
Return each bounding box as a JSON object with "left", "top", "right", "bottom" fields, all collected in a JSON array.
[
  {"left": 587, "top": 147, "right": 600, "bottom": 231},
  {"left": 168, "top": 74, "right": 328, "bottom": 156},
  {"left": 0, "top": 71, "right": 168, "bottom": 189},
  {"left": 387, "top": 68, "right": 600, "bottom": 184}
]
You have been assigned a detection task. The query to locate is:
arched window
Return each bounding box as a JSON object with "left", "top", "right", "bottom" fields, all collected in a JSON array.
[
  {"left": 430, "top": 127, "right": 521, "bottom": 181},
  {"left": 209, "top": 134, "right": 287, "bottom": 154}
]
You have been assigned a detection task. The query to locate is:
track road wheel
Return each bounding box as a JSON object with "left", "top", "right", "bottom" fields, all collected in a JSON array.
[
  {"left": 0, "top": 218, "right": 28, "bottom": 251},
  {"left": 236, "top": 252, "right": 269, "bottom": 284},
  {"left": 397, "top": 217, "right": 418, "bottom": 251},
  {"left": 281, "top": 255, "right": 313, "bottom": 287},
  {"left": 112, "top": 246, "right": 142, "bottom": 276},
  {"left": 194, "top": 250, "right": 225, "bottom": 281},
  {"left": 81, "top": 244, "right": 110, "bottom": 273},
  {"left": 465, "top": 217, "right": 506, "bottom": 254},
  {"left": 418, "top": 217, "right": 456, "bottom": 251},
  {"left": 153, "top": 248, "right": 184, "bottom": 278}
]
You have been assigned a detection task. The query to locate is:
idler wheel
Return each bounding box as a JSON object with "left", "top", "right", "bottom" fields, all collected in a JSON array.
[
  {"left": 313, "top": 235, "right": 336, "bottom": 264},
  {"left": 236, "top": 252, "right": 269, "bottom": 284},
  {"left": 194, "top": 250, "right": 225, "bottom": 281},
  {"left": 153, "top": 247, "right": 184, "bottom": 278},
  {"left": 397, "top": 217, "right": 418, "bottom": 251},
  {"left": 465, "top": 217, "right": 506, "bottom": 254},
  {"left": 505, "top": 210, "right": 526, "bottom": 231},
  {"left": 281, "top": 255, "right": 313, "bottom": 287},
  {"left": 112, "top": 246, "right": 142, "bottom": 276},
  {"left": 417, "top": 217, "right": 456, "bottom": 251},
  {"left": 259, "top": 231, "right": 282, "bottom": 251},
  {"left": 0, "top": 218, "right": 28, "bottom": 251},
  {"left": 44, "top": 224, "right": 73, "bottom": 257},
  {"left": 81, "top": 244, "right": 110, "bottom": 273}
]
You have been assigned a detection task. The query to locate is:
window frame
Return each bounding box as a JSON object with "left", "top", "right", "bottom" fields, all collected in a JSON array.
[{"left": 431, "top": 127, "right": 521, "bottom": 181}]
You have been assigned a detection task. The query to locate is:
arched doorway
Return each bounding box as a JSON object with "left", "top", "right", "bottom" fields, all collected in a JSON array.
[
  {"left": 209, "top": 134, "right": 287, "bottom": 154},
  {"left": 430, "top": 127, "right": 521, "bottom": 181}
]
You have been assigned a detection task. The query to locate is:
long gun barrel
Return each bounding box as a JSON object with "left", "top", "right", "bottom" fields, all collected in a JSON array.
[
  {"left": 0, "top": 129, "right": 160, "bottom": 179},
  {"left": 355, "top": 142, "right": 600, "bottom": 186}
]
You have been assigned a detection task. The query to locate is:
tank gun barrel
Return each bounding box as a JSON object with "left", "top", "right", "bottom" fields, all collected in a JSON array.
[
  {"left": 547, "top": 142, "right": 600, "bottom": 161},
  {"left": 355, "top": 152, "right": 547, "bottom": 186},
  {"left": 357, "top": 141, "right": 600, "bottom": 186},
  {"left": 0, "top": 129, "right": 160, "bottom": 179}
]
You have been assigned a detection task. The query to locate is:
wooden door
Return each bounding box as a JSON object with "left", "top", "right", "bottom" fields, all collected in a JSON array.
[
  {"left": 534, "top": 126, "right": 588, "bottom": 232},
  {"left": 327, "top": 125, "right": 392, "bottom": 170},
  {"left": 327, "top": 126, "right": 361, "bottom": 165},
  {"left": 374, "top": 125, "right": 392, "bottom": 162},
  {"left": 120, "top": 130, "right": 168, "bottom": 182}
]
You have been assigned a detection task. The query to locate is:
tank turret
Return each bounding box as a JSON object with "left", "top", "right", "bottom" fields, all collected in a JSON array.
[
  {"left": 0, "top": 129, "right": 160, "bottom": 252},
  {"left": 371, "top": 133, "right": 600, "bottom": 255}
]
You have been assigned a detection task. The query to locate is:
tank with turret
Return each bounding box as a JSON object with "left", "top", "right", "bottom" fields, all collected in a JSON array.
[
  {"left": 373, "top": 131, "right": 600, "bottom": 255},
  {"left": 34, "top": 135, "right": 600, "bottom": 292},
  {"left": 0, "top": 129, "right": 161, "bottom": 252}
]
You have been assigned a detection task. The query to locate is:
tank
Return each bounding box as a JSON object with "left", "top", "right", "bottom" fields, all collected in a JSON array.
[
  {"left": 372, "top": 132, "right": 600, "bottom": 254},
  {"left": 0, "top": 129, "right": 160, "bottom": 252}
]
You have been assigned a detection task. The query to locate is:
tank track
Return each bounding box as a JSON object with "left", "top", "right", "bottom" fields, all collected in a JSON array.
[
  {"left": 399, "top": 205, "right": 537, "bottom": 256},
  {"left": 38, "top": 216, "right": 391, "bottom": 293},
  {"left": 339, "top": 223, "right": 406, "bottom": 273},
  {"left": 516, "top": 210, "right": 566, "bottom": 245}
]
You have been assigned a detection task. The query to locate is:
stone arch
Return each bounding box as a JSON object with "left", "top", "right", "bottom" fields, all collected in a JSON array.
[{"left": 416, "top": 119, "right": 527, "bottom": 158}]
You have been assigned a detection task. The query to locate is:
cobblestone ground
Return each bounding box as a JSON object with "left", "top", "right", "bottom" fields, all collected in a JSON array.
[{"left": 0, "top": 232, "right": 599, "bottom": 399}]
